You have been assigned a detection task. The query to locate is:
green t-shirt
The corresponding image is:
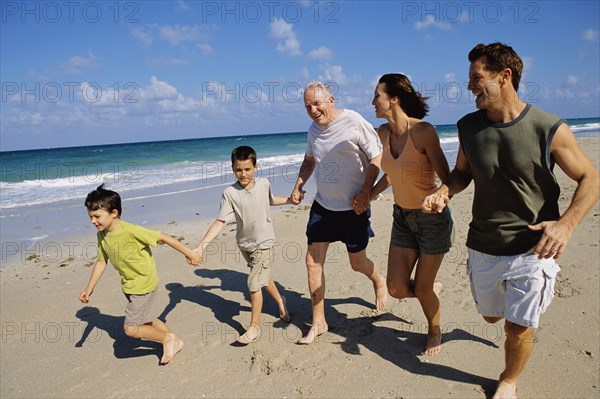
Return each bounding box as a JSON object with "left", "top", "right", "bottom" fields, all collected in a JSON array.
[
  {"left": 458, "top": 104, "right": 563, "bottom": 255},
  {"left": 97, "top": 220, "right": 161, "bottom": 294}
]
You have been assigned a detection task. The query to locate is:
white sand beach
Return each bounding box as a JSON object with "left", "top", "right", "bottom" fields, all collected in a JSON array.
[{"left": 1, "top": 137, "right": 598, "bottom": 399}]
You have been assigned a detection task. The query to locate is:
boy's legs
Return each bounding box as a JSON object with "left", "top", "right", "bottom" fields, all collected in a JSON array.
[
  {"left": 264, "top": 278, "right": 290, "bottom": 322},
  {"left": 123, "top": 291, "right": 183, "bottom": 364},
  {"left": 124, "top": 321, "right": 183, "bottom": 364}
]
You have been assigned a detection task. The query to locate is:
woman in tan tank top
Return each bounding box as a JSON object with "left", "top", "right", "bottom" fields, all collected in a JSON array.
[{"left": 370, "top": 74, "right": 454, "bottom": 356}]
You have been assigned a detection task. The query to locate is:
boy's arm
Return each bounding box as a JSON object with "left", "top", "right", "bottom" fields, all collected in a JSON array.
[
  {"left": 271, "top": 195, "right": 294, "bottom": 206},
  {"left": 158, "top": 233, "right": 202, "bottom": 266},
  {"left": 80, "top": 259, "right": 107, "bottom": 303},
  {"left": 192, "top": 219, "right": 226, "bottom": 262}
]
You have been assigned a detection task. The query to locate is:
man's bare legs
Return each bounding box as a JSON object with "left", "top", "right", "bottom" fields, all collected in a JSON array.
[
  {"left": 124, "top": 319, "right": 183, "bottom": 364},
  {"left": 347, "top": 248, "right": 388, "bottom": 311},
  {"left": 298, "top": 244, "right": 388, "bottom": 345},
  {"left": 484, "top": 317, "right": 534, "bottom": 399},
  {"left": 386, "top": 245, "right": 445, "bottom": 355},
  {"left": 298, "top": 242, "right": 329, "bottom": 344}
]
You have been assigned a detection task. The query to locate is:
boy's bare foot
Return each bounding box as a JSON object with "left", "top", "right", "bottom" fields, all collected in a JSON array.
[
  {"left": 237, "top": 323, "right": 261, "bottom": 345},
  {"left": 492, "top": 380, "right": 518, "bottom": 399},
  {"left": 423, "top": 325, "right": 442, "bottom": 355},
  {"left": 279, "top": 296, "right": 291, "bottom": 322},
  {"left": 373, "top": 274, "right": 388, "bottom": 310},
  {"left": 161, "top": 333, "right": 183, "bottom": 365},
  {"left": 297, "top": 322, "right": 328, "bottom": 345}
]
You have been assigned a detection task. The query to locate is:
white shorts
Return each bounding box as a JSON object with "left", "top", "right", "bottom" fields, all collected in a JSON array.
[{"left": 466, "top": 248, "right": 560, "bottom": 328}]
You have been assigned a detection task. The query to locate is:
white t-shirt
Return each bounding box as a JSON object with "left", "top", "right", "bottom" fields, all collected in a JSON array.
[
  {"left": 217, "top": 178, "right": 276, "bottom": 252},
  {"left": 306, "top": 109, "right": 382, "bottom": 211}
]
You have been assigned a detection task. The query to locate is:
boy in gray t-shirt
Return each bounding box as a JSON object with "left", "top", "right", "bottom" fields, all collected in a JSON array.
[{"left": 192, "top": 146, "right": 292, "bottom": 345}]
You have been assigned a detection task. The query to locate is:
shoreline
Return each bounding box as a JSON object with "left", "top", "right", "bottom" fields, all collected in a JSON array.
[{"left": 0, "top": 137, "right": 598, "bottom": 398}]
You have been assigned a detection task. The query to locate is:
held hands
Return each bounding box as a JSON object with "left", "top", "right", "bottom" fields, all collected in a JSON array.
[
  {"left": 528, "top": 220, "right": 573, "bottom": 259},
  {"left": 291, "top": 187, "right": 305, "bottom": 205},
  {"left": 352, "top": 190, "right": 371, "bottom": 215},
  {"left": 186, "top": 247, "right": 203, "bottom": 266},
  {"left": 422, "top": 193, "right": 449, "bottom": 213}
]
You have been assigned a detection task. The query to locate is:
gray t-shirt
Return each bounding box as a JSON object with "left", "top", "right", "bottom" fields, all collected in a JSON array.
[
  {"left": 217, "top": 178, "right": 276, "bottom": 252},
  {"left": 306, "top": 109, "right": 382, "bottom": 211}
]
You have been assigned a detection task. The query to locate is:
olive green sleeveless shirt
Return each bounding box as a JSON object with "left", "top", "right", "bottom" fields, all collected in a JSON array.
[{"left": 458, "top": 104, "right": 565, "bottom": 255}]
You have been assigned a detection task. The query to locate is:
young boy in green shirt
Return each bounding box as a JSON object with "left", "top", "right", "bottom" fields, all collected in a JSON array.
[
  {"left": 192, "top": 146, "right": 292, "bottom": 345},
  {"left": 80, "top": 184, "right": 201, "bottom": 365}
]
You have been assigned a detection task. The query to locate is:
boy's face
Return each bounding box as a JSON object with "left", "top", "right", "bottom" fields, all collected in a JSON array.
[
  {"left": 232, "top": 159, "right": 258, "bottom": 188},
  {"left": 88, "top": 208, "right": 119, "bottom": 232}
]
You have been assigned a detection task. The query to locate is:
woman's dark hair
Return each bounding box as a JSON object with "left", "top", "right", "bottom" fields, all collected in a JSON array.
[{"left": 378, "top": 73, "right": 429, "bottom": 119}]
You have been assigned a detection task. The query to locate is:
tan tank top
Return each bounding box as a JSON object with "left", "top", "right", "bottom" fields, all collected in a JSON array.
[{"left": 381, "top": 130, "right": 437, "bottom": 209}]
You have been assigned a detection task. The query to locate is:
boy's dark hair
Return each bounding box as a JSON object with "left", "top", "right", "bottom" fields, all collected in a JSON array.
[
  {"left": 84, "top": 184, "right": 122, "bottom": 216},
  {"left": 468, "top": 42, "right": 523, "bottom": 91},
  {"left": 378, "top": 73, "right": 430, "bottom": 119},
  {"left": 231, "top": 146, "right": 257, "bottom": 166}
]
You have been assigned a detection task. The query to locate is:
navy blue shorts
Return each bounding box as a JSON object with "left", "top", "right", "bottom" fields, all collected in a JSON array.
[{"left": 306, "top": 201, "right": 374, "bottom": 253}]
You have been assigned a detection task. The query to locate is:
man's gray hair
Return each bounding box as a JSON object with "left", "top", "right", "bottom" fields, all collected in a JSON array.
[{"left": 304, "top": 81, "right": 334, "bottom": 97}]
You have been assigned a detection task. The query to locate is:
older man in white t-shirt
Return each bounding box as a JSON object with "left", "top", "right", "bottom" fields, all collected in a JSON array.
[{"left": 291, "top": 81, "right": 388, "bottom": 344}]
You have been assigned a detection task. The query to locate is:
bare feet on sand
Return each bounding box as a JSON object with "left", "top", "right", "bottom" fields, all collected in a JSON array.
[
  {"left": 423, "top": 325, "right": 442, "bottom": 355},
  {"left": 374, "top": 275, "right": 388, "bottom": 310},
  {"left": 297, "top": 322, "right": 328, "bottom": 345},
  {"left": 493, "top": 380, "right": 518, "bottom": 399},
  {"left": 237, "top": 323, "right": 261, "bottom": 345},
  {"left": 161, "top": 333, "right": 183, "bottom": 365},
  {"left": 279, "top": 296, "right": 291, "bottom": 322},
  {"left": 423, "top": 282, "right": 444, "bottom": 356}
]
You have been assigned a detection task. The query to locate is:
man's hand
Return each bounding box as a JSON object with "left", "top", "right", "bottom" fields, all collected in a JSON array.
[{"left": 528, "top": 220, "right": 573, "bottom": 259}]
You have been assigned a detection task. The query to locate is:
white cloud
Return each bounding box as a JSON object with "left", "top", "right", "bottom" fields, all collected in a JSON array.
[
  {"left": 156, "top": 24, "right": 206, "bottom": 46},
  {"left": 269, "top": 18, "right": 302, "bottom": 56},
  {"left": 318, "top": 64, "right": 348, "bottom": 85},
  {"left": 582, "top": 28, "right": 599, "bottom": 42},
  {"left": 444, "top": 73, "right": 456, "bottom": 83},
  {"left": 566, "top": 75, "right": 579, "bottom": 86},
  {"left": 308, "top": 46, "right": 334, "bottom": 61},
  {"left": 414, "top": 15, "right": 451, "bottom": 31},
  {"left": 61, "top": 50, "right": 99, "bottom": 74},
  {"left": 131, "top": 27, "right": 153, "bottom": 47},
  {"left": 147, "top": 58, "right": 190, "bottom": 67},
  {"left": 176, "top": 0, "right": 191, "bottom": 12}
]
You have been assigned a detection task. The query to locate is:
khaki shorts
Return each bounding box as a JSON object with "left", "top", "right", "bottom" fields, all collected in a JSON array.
[
  {"left": 241, "top": 248, "right": 273, "bottom": 292},
  {"left": 123, "top": 288, "right": 160, "bottom": 328},
  {"left": 466, "top": 248, "right": 560, "bottom": 328}
]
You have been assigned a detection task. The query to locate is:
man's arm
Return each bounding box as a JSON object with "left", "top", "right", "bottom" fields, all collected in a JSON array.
[
  {"left": 422, "top": 143, "right": 473, "bottom": 213},
  {"left": 291, "top": 154, "right": 316, "bottom": 204},
  {"left": 353, "top": 153, "right": 382, "bottom": 214},
  {"left": 528, "top": 124, "right": 600, "bottom": 259}
]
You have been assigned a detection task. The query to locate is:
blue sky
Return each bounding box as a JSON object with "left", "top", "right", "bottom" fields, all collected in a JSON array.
[{"left": 1, "top": 0, "right": 599, "bottom": 151}]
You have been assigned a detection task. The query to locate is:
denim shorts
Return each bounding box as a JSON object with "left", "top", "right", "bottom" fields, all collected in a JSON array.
[
  {"left": 390, "top": 204, "right": 454, "bottom": 254},
  {"left": 466, "top": 248, "right": 560, "bottom": 328},
  {"left": 306, "top": 200, "right": 374, "bottom": 253}
]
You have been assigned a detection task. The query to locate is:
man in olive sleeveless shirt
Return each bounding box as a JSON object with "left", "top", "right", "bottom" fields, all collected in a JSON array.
[{"left": 422, "top": 42, "right": 599, "bottom": 398}]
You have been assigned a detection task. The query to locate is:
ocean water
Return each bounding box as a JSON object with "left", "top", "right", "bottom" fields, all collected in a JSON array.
[{"left": 1, "top": 117, "right": 598, "bottom": 262}]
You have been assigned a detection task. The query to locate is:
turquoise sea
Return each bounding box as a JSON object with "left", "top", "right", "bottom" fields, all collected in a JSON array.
[{"left": 1, "top": 117, "right": 598, "bottom": 261}]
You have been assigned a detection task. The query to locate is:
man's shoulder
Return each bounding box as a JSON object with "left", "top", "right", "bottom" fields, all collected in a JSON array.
[{"left": 458, "top": 109, "right": 485, "bottom": 125}]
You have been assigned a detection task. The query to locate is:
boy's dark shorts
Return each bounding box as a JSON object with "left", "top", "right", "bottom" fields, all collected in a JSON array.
[
  {"left": 306, "top": 200, "right": 374, "bottom": 253},
  {"left": 390, "top": 204, "right": 454, "bottom": 255}
]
